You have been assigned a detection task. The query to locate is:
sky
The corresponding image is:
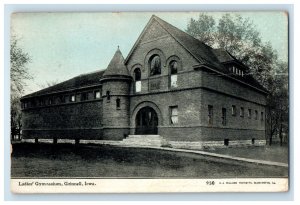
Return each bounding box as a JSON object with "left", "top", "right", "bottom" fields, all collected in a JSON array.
[{"left": 11, "top": 12, "right": 288, "bottom": 95}]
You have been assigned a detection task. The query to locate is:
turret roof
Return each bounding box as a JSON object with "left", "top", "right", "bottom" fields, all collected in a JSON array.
[{"left": 103, "top": 47, "right": 130, "bottom": 77}]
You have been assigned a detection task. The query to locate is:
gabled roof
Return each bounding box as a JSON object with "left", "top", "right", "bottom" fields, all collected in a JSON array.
[
  {"left": 103, "top": 48, "right": 130, "bottom": 77},
  {"left": 212, "top": 48, "right": 235, "bottom": 63},
  {"left": 125, "top": 15, "right": 227, "bottom": 72},
  {"left": 21, "top": 70, "right": 105, "bottom": 99},
  {"left": 125, "top": 15, "right": 267, "bottom": 93}
]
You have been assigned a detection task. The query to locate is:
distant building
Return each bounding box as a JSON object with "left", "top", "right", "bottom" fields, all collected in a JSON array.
[{"left": 20, "top": 15, "right": 268, "bottom": 147}]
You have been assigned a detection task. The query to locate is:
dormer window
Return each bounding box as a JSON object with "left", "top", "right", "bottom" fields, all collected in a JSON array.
[{"left": 231, "top": 65, "right": 244, "bottom": 77}]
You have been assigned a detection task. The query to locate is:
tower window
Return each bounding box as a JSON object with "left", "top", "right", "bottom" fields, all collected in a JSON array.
[
  {"left": 208, "top": 105, "right": 213, "bottom": 125},
  {"left": 106, "top": 91, "right": 110, "bottom": 101},
  {"left": 222, "top": 108, "right": 227, "bottom": 126},
  {"left": 116, "top": 98, "right": 120, "bottom": 109},
  {"left": 261, "top": 112, "right": 264, "bottom": 121},
  {"left": 170, "top": 106, "right": 178, "bottom": 124}
]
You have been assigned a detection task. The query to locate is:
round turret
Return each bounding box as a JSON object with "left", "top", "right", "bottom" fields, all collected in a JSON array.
[{"left": 100, "top": 47, "right": 132, "bottom": 140}]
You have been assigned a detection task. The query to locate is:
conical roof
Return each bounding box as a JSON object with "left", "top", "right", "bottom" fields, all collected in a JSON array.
[{"left": 103, "top": 47, "right": 130, "bottom": 77}]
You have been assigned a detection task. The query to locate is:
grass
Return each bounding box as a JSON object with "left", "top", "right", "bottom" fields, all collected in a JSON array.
[
  {"left": 11, "top": 143, "right": 288, "bottom": 178},
  {"left": 204, "top": 144, "right": 289, "bottom": 164}
]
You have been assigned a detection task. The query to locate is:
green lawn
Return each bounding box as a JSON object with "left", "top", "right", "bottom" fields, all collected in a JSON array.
[
  {"left": 204, "top": 144, "right": 289, "bottom": 164},
  {"left": 11, "top": 143, "right": 288, "bottom": 178}
]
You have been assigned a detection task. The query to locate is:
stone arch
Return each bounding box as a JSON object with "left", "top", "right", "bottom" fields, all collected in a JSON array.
[
  {"left": 144, "top": 48, "right": 167, "bottom": 76},
  {"left": 130, "top": 63, "right": 143, "bottom": 75},
  {"left": 131, "top": 101, "right": 163, "bottom": 128},
  {"left": 166, "top": 55, "right": 182, "bottom": 74}
]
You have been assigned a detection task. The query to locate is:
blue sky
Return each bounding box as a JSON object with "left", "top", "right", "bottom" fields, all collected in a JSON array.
[{"left": 11, "top": 12, "right": 288, "bottom": 95}]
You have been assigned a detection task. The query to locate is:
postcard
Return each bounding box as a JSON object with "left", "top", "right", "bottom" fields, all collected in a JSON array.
[{"left": 10, "top": 12, "right": 289, "bottom": 193}]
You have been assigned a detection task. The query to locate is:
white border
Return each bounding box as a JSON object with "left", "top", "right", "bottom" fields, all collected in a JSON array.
[{"left": 1, "top": 1, "right": 297, "bottom": 203}]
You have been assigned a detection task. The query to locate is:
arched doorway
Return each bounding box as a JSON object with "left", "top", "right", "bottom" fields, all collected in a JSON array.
[{"left": 135, "top": 106, "right": 158, "bottom": 134}]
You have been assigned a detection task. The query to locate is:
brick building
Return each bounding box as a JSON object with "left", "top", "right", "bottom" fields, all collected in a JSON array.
[{"left": 20, "top": 15, "right": 268, "bottom": 147}]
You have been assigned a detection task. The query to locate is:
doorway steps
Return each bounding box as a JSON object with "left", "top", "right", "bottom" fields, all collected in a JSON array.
[{"left": 121, "top": 135, "right": 163, "bottom": 147}]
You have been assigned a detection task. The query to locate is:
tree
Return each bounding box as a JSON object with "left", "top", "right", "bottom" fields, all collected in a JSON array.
[
  {"left": 186, "top": 13, "right": 288, "bottom": 145},
  {"left": 186, "top": 14, "right": 216, "bottom": 47},
  {"left": 10, "top": 36, "right": 32, "bottom": 141}
]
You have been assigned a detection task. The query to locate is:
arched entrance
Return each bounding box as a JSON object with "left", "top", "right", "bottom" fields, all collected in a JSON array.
[{"left": 135, "top": 106, "right": 158, "bottom": 134}]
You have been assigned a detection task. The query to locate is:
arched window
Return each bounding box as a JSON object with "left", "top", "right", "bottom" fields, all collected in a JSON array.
[
  {"left": 134, "top": 68, "right": 141, "bottom": 93},
  {"left": 169, "top": 60, "right": 178, "bottom": 88},
  {"left": 149, "top": 55, "right": 161, "bottom": 76}
]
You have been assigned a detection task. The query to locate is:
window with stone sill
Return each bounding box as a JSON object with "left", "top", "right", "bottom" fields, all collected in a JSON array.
[
  {"left": 169, "top": 60, "right": 178, "bottom": 89},
  {"left": 170, "top": 106, "right": 178, "bottom": 124},
  {"left": 134, "top": 68, "right": 142, "bottom": 93}
]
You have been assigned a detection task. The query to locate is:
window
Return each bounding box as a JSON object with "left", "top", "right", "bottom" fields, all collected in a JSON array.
[
  {"left": 94, "top": 90, "right": 101, "bottom": 99},
  {"left": 240, "top": 107, "right": 244, "bottom": 117},
  {"left": 70, "top": 95, "right": 76, "bottom": 102},
  {"left": 224, "top": 139, "right": 229, "bottom": 146},
  {"left": 106, "top": 91, "right": 110, "bottom": 101},
  {"left": 31, "top": 100, "right": 36, "bottom": 107},
  {"left": 24, "top": 102, "right": 28, "bottom": 109},
  {"left": 222, "top": 108, "right": 227, "bottom": 126},
  {"left": 49, "top": 98, "right": 53, "bottom": 105},
  {"left": 241, "top": 71, "right": 244, "bottom": 77},
  {"left": 59, "top": 95, "right": 66, "bottom": 103},
  {"left": 81, "top": 92, "right": 88, "bottom": 101},
  {"left": 39, "top": 98, "right": 44, "bottom": 106},
  {"left": 231, "top": 105, "right": 236, "bottom": 116},
  {"left": 134, "top": 68, "right": 141, "bottom": 93},
  {"left": 149, "top": 55, "right": 161, "bottom": 76},
  {"left": 169, "top": 60, "right": 178, "bottom": 88},
  {"left": 116, "top": 98, "right": 120, "bottom": 109},
  {"left": 255, "top": 110, "right": 258, "bottom": 120},
  {"left": 170, "top": 106, "right": 178, "bottom": 124},
  {"left": 261, "top": 112, "right": 264, "bottom": 121},
  {"left": 208, "top": 105, "right": 213, "bottom": 125},
  {"left": 248, "top": 109, "right": 252, "bottom": 119}
]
